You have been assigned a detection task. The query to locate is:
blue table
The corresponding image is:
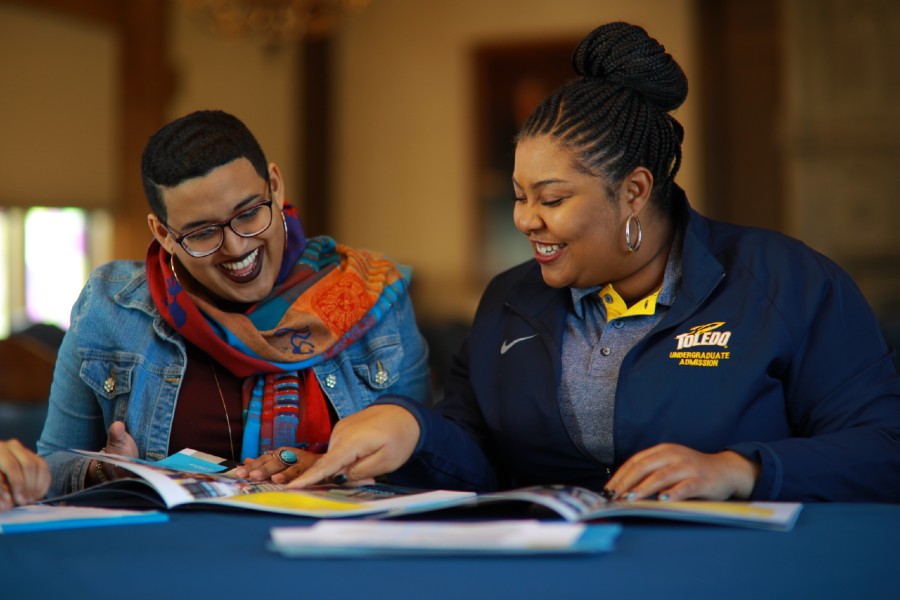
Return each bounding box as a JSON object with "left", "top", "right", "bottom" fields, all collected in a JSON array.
[{"left": 2, "top": 503, "right": 898, "bottom": 599}]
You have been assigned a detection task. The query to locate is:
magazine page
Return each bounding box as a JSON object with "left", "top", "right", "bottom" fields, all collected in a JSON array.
[
  {"left": 475, "top": 485, "right": 609, "bottom": 521},
  {"left": 214, "top": 486, "right": 475, "bottom": 518},
  {"left": 586, "top": 499, "right": 804, "bottom": 531},
  {"left": 70, "top": 449, "right": 276, "bottom": 508},
  {"left": 67, "top": 449, "right": 474, "bottom": 518},
  {"left": 456, "top": 485, "right": 803, "bottom": 531}
]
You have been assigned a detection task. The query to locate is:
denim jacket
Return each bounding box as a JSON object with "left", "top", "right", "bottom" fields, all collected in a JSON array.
[{"left": 38, "top": 260, "right": 431, "bottom": 497}]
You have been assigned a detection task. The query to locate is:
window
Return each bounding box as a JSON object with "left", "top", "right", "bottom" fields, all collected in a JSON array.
[{"left": 0, "top": 207, "right": 110, "bottom": 338}]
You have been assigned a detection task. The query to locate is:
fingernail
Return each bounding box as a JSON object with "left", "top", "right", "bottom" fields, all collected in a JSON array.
[
  {"left": 659, "top": 493, "right": 670, "bottom": 502},
  {"left": 624, "top": 491, "right": 636, "bottom": 502},
  {"left": 600, "top": 488, "right": 616, "bottom": 500},
  {"left": 331, "top": 473, "right": 348, "bottom": 485}
]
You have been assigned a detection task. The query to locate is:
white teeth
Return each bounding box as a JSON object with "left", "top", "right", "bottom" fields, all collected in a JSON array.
[
  {"left": 221, "top": 248, "right": 259, "bottom": 271},
  {"left": 535, "top": 243, "right": 562, "bottom": 256}
]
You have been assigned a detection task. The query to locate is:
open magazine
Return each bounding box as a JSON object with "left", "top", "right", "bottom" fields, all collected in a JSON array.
[
  {"left": 45, "top": 449, "right": 802, "bottom": 530},
  {"left": 446, "top": 485, "right": 803, "bottom": 531},
  {"left": 43, "top": 449, "right": 473, "bottom": 518}
]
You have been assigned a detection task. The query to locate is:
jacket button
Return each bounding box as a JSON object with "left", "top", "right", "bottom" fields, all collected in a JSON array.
[
  {"left": 600, "top": 347, "right": 611, "bottom": 356},
  {"left": 103, "top": 376, "right": 116, "bottom": 393},
  {"left": 374, "top": 361, "right": 389, "bottom": 386},
  {"left": 325, "top": 374, "right": 337, "bottom": 388}
]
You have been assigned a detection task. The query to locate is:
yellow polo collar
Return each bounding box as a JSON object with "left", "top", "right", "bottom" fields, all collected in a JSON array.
[{"left": 598, "top": 283, "right": 661, "bottom": 322}]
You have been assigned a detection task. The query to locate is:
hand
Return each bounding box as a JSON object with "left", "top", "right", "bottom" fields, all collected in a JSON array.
[
  {"left": 233, "top": 447, "right": 321, "bottom": 483},
  {"left": 0, "top": 439, "right": 51, "bottom": 510},
  {"left": 605, "top": 444, "right": 760, "bottom": 502},
  {"left": 90, "top": 421, "right": 139, "bottom": 485},
  {"left": 286, "top": 404, "right": 420, "bottom": 489},
  {"left": 104, "top": 421, "right": 139, "bottom": 458}
]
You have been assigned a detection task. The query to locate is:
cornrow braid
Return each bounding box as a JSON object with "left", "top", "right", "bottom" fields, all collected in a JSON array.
[{"left": 517, "top": 22, "right": 688, "bottom": 216}]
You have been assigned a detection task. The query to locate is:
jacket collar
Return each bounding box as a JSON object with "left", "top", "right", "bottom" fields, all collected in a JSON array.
[
  {"left": 506, "top": 261, "right": 570, "bottom": 321},
  {"left": 667, "top": 203, "right": 725, "bottom": 317},
  {"left": 113, "top": 266, "right": 157, "bottom": 316}
]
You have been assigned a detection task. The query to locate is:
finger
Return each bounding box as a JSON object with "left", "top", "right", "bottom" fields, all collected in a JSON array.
[
  {"left": 607, "top": 453, "right": 660, "bottom": 499},
  {"left": 340, "top": 447, "right": 399, "bottom": 484},
  {"left": 247, "top": 449, "right": 318, "bottom": 481},
  {"left": 244, "top": 452, "right": 287, "bottom": 481},
  {"left": 655, "top": 479, "right": 701, "bottom": 502},
  {"left": 31, "top": 458, "right": 51, "bottom": 502},
  {"left": 0, "top": 473, "right": 13, "bottom": 511},
  {"left": 237, "top": 454, "right": 286, "bottom": 480},
  {"left": 287, "top": 450, "right": 360, "bottom": 488},
  {"left": 1, "top": 442, "right": 30, "bottom": 505},
  {"left": 105, "top": 422, "right": 130, "bottom": 455},
  {"left": 11, "top": 447, "right": 50, "bottom": 503},
  {"left": 608, "top": 445, "right": 679, "bottom": 500},
  {"left": 344, "top": 477, "right": 376, "bottom": 487},
  {"left": 271, "top": 454, "right": 321, "bottom": 484},
  {"left": 627, "top": 463, "right": 695, "bottom": 501},
  {"left": 233, "top": 457, "right": 258, "bottom": 479}
]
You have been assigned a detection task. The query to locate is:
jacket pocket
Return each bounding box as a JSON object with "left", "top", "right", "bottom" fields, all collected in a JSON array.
[
  {"left": 79, "top": 352, "right": 141, "bottom": 399},
  {"left": 351, "top": 338, "right": 404, "bottom": 391}
]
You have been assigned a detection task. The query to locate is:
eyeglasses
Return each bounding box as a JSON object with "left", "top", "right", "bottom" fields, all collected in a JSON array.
[{"left": 164, "top": 191, "right": 275, "bottom": 258}]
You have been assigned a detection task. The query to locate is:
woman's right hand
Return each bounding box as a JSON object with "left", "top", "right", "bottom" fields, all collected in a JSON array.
[{"left": 285, "top": 404, "right": 421, "bottom": 488}]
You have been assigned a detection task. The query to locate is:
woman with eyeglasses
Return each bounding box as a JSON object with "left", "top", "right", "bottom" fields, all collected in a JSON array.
[{"left": 37, "top": 110, "right": 431, "bottom": 497}]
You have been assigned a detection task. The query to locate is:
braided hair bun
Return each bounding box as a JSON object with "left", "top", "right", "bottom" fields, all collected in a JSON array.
[{"left": 572, "top": 22, "right": 687, "bottom": 113}]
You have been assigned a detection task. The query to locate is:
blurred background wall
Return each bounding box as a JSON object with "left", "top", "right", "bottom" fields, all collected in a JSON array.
[{"left": 0, "top": 0, "right": 898, "bottom": 337}]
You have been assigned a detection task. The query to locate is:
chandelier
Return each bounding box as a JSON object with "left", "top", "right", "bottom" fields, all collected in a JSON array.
[{"left": 181, "top": 0, "right": 371, "bottom": 47}]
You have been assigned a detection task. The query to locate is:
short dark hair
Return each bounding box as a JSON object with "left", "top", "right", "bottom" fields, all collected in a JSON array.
[
  {"left": 141, "top": 110, "right": 269, "bottom": 222},
  {"left": 518, "top": 22, "right": 688, "bottom": 217}
]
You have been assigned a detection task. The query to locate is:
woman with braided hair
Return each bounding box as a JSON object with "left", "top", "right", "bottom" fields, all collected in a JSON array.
[{"left": 289, "top": 22, "right": 900, "bottom": 502}]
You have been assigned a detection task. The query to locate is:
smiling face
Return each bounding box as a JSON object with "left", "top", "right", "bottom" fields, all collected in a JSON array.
[
  {"left": 147, "top": 157, "right": 286, "bottom": 306},
  {"left": 512, "top": 136, "right": 668, "bottom": 298}
]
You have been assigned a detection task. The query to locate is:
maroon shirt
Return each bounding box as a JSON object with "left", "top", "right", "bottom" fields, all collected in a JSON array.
[{"left": 168, "top": 341, "right": 244, "bottom": 464}]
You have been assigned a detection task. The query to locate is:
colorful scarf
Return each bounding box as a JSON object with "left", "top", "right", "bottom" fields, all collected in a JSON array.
[{"left": 147, "top": 202, "right": 410, "bottom": 460}]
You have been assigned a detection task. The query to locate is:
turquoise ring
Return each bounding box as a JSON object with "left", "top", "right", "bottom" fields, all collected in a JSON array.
[{"left": 277, "top": 449, "right": 298, "bottom": 466}]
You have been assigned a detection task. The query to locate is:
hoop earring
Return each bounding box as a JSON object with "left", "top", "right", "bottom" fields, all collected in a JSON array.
[
  {"left": 625, "top": 213, "right": 643, "bottom": 253},
  {"left": 169, "top": 252, "right": 183, "bottom": 286}
]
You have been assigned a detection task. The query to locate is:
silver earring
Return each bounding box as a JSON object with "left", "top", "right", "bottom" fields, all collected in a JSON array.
[
  {"left": 625, "top": 213, "right": 643, "bottom": 253},
  {"left": 281, "top": 210, "right": 288, "bottom": 242}
]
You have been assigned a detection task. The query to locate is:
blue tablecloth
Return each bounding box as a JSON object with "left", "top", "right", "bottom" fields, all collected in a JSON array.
[{"left": 2, "top": 503, "right": 898, "bottom": 599}]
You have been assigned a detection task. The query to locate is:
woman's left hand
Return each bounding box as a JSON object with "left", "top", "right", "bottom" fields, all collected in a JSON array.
[
  {"left": 605, "top": 443, "right": 760, "bottom": 501},
  {"left": 233, "top": 447, "right": 320, "bottom": 482}
]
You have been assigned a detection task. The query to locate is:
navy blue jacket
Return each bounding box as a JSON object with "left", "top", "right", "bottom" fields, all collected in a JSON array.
[{"left": 383, "top": 204, "right": 900, "bottom": 502}]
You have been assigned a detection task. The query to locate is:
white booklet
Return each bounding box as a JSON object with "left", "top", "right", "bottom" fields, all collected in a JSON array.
[{"left": 269, "top": 520, "right": 623, "bottom": 557}]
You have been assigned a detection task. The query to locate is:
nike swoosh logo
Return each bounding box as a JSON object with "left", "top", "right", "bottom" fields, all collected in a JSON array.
[{"left": 500, "top": 334, "right": 539, "bottom": 355}]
